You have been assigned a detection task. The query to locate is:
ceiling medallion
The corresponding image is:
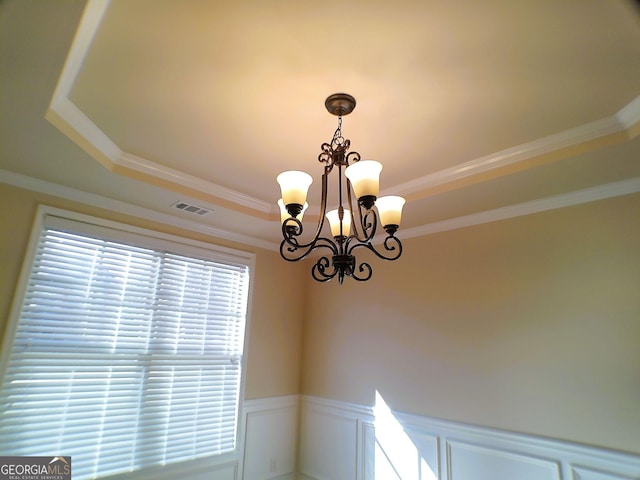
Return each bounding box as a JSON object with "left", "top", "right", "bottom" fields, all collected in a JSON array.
[{"left": 276, "top": 93, "right": 406, "bottom": 284}]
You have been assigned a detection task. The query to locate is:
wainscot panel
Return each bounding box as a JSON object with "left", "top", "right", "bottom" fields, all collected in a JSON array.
[
  {"left": 299, "top": 399, "right": 359, "bottom": 480},
  {"left": 298, "top": 395, "right": 640, "bottom": 480},
  {"left": 242, "top": 395, "right": 299, "bottom": 480}
]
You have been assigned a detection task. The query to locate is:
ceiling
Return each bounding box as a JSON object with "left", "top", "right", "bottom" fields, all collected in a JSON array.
[{"left": 1, "top": 0, "right": 639, "bottom": 249}]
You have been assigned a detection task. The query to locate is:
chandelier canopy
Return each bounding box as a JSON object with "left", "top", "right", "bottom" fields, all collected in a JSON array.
[{"left": 277, "top": 93, "right": 406, "bottom": 283}]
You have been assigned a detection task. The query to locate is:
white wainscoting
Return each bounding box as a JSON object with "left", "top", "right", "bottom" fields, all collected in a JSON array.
[
  {"left": 242, "top": 395, "right": 299, "bottom": 480},
  {"left": 108, "top": 396, "right": 297, "bottom": 480},
  {"left": 298, "top": 395, "right": 640, "bottom": 480}
]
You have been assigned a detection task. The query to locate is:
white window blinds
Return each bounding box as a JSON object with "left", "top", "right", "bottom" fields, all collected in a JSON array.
[{"left": 0, "top": 214, "right": 251, "bottom": 480}]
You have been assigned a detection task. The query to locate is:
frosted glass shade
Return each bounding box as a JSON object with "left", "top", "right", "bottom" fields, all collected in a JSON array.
[
  {"left": 376, "top": 196, "right": 405, "bottom": 227},
  {"left": 278, "top": 199, "right": 308, "bottom": 222},
  {"left": 277, "top": 171, "right": 313, "bottom": 206},
  {"left": 326, "top": 208, "right": 352, "bottom": 237},
  {"left": 344, "top": 160, "right": 382, "bottom": 199}
]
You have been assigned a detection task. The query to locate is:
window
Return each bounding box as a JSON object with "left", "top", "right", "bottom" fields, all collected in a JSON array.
[{"left": 0, "top": 209, "right": 252, "bottom": 479}]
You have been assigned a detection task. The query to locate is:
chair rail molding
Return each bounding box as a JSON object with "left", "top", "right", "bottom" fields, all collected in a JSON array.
[{"left": 298, "top": 395, "right": 640, "bottom": 480}]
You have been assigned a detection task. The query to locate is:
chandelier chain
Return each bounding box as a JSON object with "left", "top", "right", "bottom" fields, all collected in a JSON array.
[{"left": 332, "top": 115, "right": 345, "bottom": 148}]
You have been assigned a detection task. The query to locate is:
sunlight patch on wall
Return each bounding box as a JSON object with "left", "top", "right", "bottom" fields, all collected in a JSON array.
[{"left": 374, "top": 391, "right": 437, "bottom": 480}]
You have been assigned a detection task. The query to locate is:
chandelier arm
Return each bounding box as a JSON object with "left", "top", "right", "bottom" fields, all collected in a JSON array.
[
  {"left": 343, "top": 168, "right": 377, "bottom": 243},
  {"left": 314, "top": 237, "right": 341, "bottom": 255},
  {"left": 307, "top": 166, "right": 331, "bottom": 244},
  {"left": 280, "top": 239, "right": 303, "bottom": 262},
  {"left": 311, "top": 256, "right": 339, "bottom": 282},
  {"left": 382, "top": 235, "right": 404, "bottom": 260},
  {"left": 362, "top": 209, "right": 377, "bottom": 240},
  {"left": 350, "top": 261, "right": 373, "bottom": 282},
  {"left": 281, "top": 217, "right": 314, "bottom": 251},
  {"left": 281, "top": 216, "right": 302, "bottom": 237},
  {"left": 344, "top": 177, "right": 363, "bottom": 240},
  {"left": 352, "top": 205, "right": 377, "bottom": 243},
  {"left": 280, "top": 168, "right": 332, "bottom": 253},
  {"left": 280, "top": 235, "right": 340, "bottom": 262},
  {"left": 347, "top": 234, "right": 403, "bottom": 262}
]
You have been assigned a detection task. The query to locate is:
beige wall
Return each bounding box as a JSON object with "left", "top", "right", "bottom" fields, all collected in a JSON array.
[
  {"left": 3, "top": 182, "right": 640, "bottom": 454},
  {"left": 301, "top": 193, "right": 640, "bottom": 454},
  {"left": 0, "top": 183, "right": 305, "bottom": 399}
]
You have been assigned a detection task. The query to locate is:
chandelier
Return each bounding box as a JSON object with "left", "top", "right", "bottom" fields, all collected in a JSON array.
[{"left": 276, "top": 93, "right": 406, "bottom": 283}]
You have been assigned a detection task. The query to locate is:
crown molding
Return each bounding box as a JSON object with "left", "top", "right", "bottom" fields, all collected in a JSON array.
[
  {"left": 49, "top": 0, "right": 110, "bottom": 100},
  {"left": 617, "top": 95, "right": 640, "bottom": 128},
  {"left": 46, "top": 1, "right": 274, "bottom": 218},
  {"left": 0, "top": 169, "right": 278, "bottom": 251},
  {"left": 388, "top": 98, "right": 640, "bottom": 198},
  {"left": 45, "top": 96, "right": 273, "bottom": 215},
  {"left": 46, "top": 94, "right": 275, "bottom": 216},
  {"left": 399, "top": 176, "right": 640, "bottom": 240},
  {"left": 45, "top": 96, "right": 121, "bottom": 167},
  {"left": 3, "top": 170, "right": 638, "bottom": 252},
  {"left": 116, "top": 151, "right": 272, "bottom": 214}
]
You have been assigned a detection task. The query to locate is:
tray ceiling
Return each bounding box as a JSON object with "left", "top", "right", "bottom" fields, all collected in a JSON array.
[{"left": 2, "top": 0, "right": 639, "bottom": 248}]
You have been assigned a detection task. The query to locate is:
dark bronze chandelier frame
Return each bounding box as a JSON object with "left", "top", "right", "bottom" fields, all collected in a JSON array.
[{"left": 279, "top": 94, "right": 403, "bottom": 283}]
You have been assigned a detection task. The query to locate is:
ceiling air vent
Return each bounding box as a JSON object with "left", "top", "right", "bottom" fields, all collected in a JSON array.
[{"left": 171, "top": 201, "right": 212, "bottom": 216}]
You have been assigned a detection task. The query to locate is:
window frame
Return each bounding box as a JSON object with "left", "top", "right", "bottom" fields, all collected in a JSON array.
[{"left": 0, "top": 205, "right": 256, "bottom": 479}]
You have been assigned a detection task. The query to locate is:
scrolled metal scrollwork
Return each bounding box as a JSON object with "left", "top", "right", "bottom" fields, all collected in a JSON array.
[
  {"left": 382, "top": 234, "right": 403, "bottom": 260},
  {"left": 311, "top": 256, "right": 335, "bottom": 282},
  {"left": 350, "top": 260, "right": 372, "bottom": 282},
  {"left": 345, "top": 231, "right": 403, "bottom": 262},
  {"left": 318, "top": 142, "right": 334, "bottom": 166},
  {"left": 345, "top": 150, "right": 360, "bottom": 165}
]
